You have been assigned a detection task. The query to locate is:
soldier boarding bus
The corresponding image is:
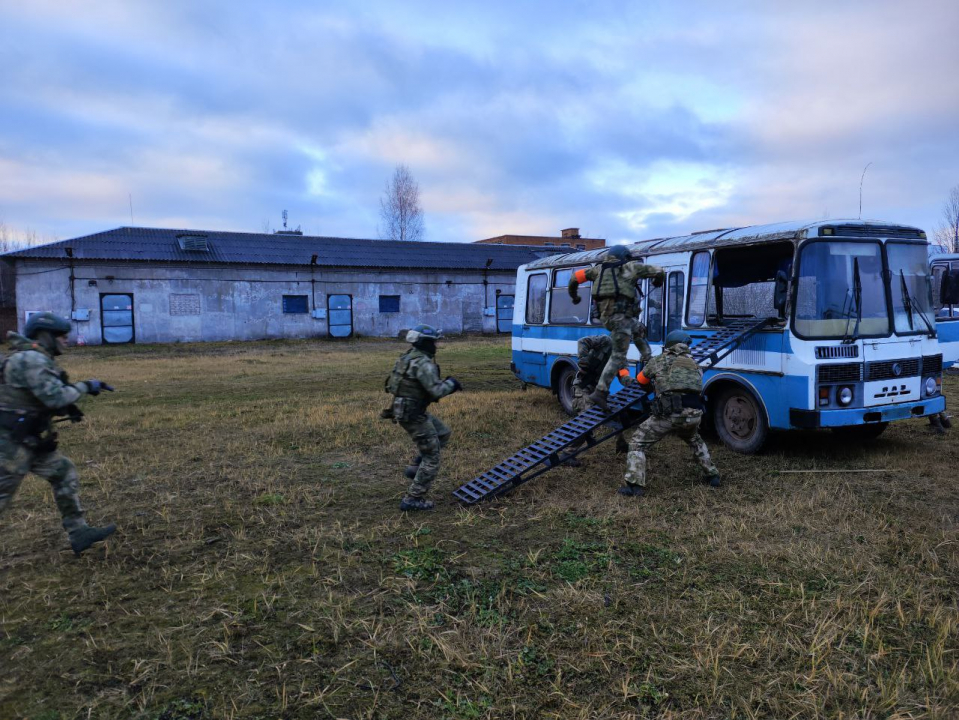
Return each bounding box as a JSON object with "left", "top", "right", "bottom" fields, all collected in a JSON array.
[{"left": 510, "top": 220, "right": 954, "bottom": 453}]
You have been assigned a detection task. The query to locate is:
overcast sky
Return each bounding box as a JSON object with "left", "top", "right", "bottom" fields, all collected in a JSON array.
[{"left": 1, "top": 0, "right": 957, "bottom": 245}]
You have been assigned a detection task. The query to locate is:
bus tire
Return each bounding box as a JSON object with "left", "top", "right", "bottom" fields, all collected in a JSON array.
[
  {"left": 830, "top": 422, "right": 887, "bottom": 440},
  {"left": 554, "top": 363, "right": 577, "bottom": 416},
  {"left": 713, "top": 385, "right": 768, "bottom": 454}
]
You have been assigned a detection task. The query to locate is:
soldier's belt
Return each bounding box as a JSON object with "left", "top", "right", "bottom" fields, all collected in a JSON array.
[{"left": 654, "top": 393, "right": 704, "bottom": 415}]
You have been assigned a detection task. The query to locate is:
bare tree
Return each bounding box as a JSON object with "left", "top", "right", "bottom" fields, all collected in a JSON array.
[
  {"left": 379, "top": 164, "right": 425, "bottom": 242},
  {"left": 934, "top": 185, "right": 959, "bottom": 254}
]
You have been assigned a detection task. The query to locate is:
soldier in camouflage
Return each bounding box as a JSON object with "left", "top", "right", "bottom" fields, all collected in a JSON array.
[
  {"left": 567, "top": 334, "right": 628, "bottom": 462},
  {"left": 568, "top": 244, "right": 665, "bottom": 410},
  {"left": 620, "top": 330, "right": 720, "bottom": 497},
  {"left": 0, "top": 312, "right": 116, "bottom": 555},
  {"left": 383, "top": 325, "right": 461, "bottom": 511}
]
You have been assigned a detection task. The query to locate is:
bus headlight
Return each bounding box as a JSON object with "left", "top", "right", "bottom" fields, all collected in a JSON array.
[
  {"left": 924, "top": 377, "right": 939, "bottom": 396},
  {"left": 838, "top": 386, "right": 854, "bottom": 406}
]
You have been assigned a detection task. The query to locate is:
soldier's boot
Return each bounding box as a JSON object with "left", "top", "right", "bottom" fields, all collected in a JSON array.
[
  {"left": 588, "top": 388, "right": 610, "bottom": 412},
  {"left": 941, "top": 414, "right": 952, "bottom": 429},
  {"left": 69, "top": 524, "right": 116, "bottom": 557},
  {"left": 930, "top": 415, "right": 946, "bottom": 435},
  {"left": 705, "top": 474, "right": 721, "bottom": 488},
  {"left": 615, "top": 435, "right": 629, "bottom": 454},
  {"left": 617, "top": 484, "right": 644, "bottom": 497},
  {"left": 404, "top": 456, "right": 423, "bottom": 480},
  {"left": 400, "top": 496, "right": 434, "bottom": 512}
]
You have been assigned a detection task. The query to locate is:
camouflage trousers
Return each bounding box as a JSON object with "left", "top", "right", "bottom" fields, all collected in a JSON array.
[
  {"left": 0, "top": 432, "right": 85, "bottom": 532},
  {"left": 624, "top": 409, "right": 717, "bottom": 488},
  {"left": 398, "top": 413, "right": 451, "bottom": 499},
  {"left": 597, "top": 313, "right": 651, "bottom": 392}
]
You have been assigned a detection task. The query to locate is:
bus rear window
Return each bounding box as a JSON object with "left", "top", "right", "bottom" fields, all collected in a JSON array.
[{"left": 526, "top": 274, "right": 548, "bottom": 324}]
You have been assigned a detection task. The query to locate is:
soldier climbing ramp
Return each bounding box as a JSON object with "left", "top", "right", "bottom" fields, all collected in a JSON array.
[{"left": 453, "top": 317, "right": 776, "bottom": 505}]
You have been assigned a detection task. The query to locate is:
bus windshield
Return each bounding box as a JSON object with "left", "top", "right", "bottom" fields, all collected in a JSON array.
[
  {"left": 887, "top": 242, "right": 935, "bottom": 335},
  {"left": 794, "top": 241, "right": 889, "bottom": 339}
]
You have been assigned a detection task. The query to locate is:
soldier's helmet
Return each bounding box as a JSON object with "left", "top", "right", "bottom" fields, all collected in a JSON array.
[
  {"left": 24, "top": 312, "right": 71, "bottom": 339},
  {"left": 664, "top": 330, "right": 692, "bottom": 348},
  {"left": 405, "top": 324, "right": 444, "bottom": 344},
  {"left": 604, "top": 245, "right": 630, "bottom": 262}
]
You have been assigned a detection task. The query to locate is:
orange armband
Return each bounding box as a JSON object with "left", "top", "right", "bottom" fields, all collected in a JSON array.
[
  {"left": 636, "top": 371, "right": 650, "bottom": 386},
  {"left": 573, "top": 269, "right": 587, "bottom": 283}
]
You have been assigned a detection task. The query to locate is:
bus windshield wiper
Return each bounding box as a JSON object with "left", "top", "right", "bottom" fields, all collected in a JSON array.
[
  {"left": 899, "top": 269, "right": 935, "bottom": 336},
  {"left": 841, "top": 258, "right": 863, "bottom": 345}
]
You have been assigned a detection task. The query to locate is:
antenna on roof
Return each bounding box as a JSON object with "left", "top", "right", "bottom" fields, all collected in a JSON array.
[
  {"left": 858, "top": 162, "right": 872, "bottom": 220},
  {"left": 282, "top": 210, "right": 288, "bottom": 229}
]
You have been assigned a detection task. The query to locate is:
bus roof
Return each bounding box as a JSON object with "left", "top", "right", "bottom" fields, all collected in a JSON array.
[{"left": 523, "top": 219, "right": 927, "bottom": 270}]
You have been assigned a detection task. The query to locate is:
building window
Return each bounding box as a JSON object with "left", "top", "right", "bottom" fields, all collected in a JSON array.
[
  {"left": 379, "top": 295, "right": 400, "bottom": 313},
  {"left": 282, "top": 295, "right": 309, "bottom": 314},
  {"left": 101, "top": 293, "right": 135, "bottom": 344},
  {"left": 525, "top": 274, "right": 548, "bottom": 324},
  {"left": 170, "top": 293, "right": 201, "bottom": 316},
  {"left": 328, "top": 294, "right": 353, "bottom": 337}
]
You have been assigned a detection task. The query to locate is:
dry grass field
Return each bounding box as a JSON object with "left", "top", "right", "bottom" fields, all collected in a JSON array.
[{"left": 1, "top": 336, "right": 957, "bottom": 720}]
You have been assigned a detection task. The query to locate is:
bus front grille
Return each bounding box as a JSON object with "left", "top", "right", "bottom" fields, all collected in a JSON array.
[
  {"left": 922, "top": 354, "right": 943, "bottom": 375},
  {"left": 815, "top": 345, "right": 859, "bottom": 359},
  {"left": 818, "top": 363, "right": 862, "bottom": 384},
  {"left": 866, "top": 358, "right": 920, "bottom": 381}
]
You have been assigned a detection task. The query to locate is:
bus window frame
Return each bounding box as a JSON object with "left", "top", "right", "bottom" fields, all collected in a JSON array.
[
  {"left": 548, "top": 265, "right": 592, "bottom": 326},
  {"left": 525, "top": 272, "right": 549, "bottom": 325},
  {"left": 932, "top": 260, "right": 959, "bottom": 321},
  {"left": 686, "top": 250, "right": 711, "bottom": 328},
  {"left": 666, "top": 270, "right": 685, "bottom": 336}
]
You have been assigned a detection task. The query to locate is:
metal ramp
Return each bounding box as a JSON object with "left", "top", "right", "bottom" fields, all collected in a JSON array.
[{"left": 453, "top": 317, "right": 776, "bottom": 505}]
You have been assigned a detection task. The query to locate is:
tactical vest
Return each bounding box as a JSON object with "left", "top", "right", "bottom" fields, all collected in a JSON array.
[
  {"left": 385, "top": 350, "right": 432, "bottom": 402},
  {"left": 592, "top": 261, "right": 636, "bottom": 302},
  {"left": 0, "top": 352, "right": 51, "bottom": 413},
  {"left": 659, "top": 351, "right": 703, "bottom": 394}
]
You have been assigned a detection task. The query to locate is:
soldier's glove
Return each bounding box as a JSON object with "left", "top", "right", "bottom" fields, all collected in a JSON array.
[
  {"left": 651, "top": 274, "right": 665, "bottom": 288},
  {"left": 82, "top": 379, "right": 115, "bottom": 396},
  {"left": 446, "top": 377, "right": 463, "bottom": 393},
  {"left": 570, "top": 292, "right": 582, "bottom": 305}
]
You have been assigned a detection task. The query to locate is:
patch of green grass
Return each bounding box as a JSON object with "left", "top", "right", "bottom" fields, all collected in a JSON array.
[
  {"left": 551, "top": 537, "right": 614, "bottom": 583},
  {"left": 392, "top": 545, "right": 449, "bottom": 582},
  {"left": 252, "top": 492, "right": 286, "bottom": 506}
]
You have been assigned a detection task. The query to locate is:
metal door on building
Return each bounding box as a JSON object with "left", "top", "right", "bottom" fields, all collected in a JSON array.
[
  {"left": 496, "top": 294, "right": 514, "bottom": 333},
  {"left": 328, "top": 294, "right": 353, "bottom": 337},
  {"left": 100, "top": 293, "right": 135, "bottom": 344}
]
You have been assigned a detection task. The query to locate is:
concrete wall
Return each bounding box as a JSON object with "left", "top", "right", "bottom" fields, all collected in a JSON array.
[{"left": 11, "top": 259, "right": 518, "bottom": 344}]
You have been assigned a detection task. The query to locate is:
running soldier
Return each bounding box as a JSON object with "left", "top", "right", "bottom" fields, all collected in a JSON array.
[
  {"left": 620, "top": 330, "right": 720, "bottom": 496},
  {"left": 565, "top": 334, "right": 628, "bottom": 464},
  {"left": 567, "top": 245, "right": 665, "bottom": 410},
  {"left": 383, "top": 325, "right": 461, "bottom": 511},
  {"left": 0, "top": 312, "right": 116, "bottom": 555}
]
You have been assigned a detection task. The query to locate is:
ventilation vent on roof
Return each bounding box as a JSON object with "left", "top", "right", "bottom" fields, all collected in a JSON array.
[{"left": 177, "top": 234, "right": 210, "bottom": 251}]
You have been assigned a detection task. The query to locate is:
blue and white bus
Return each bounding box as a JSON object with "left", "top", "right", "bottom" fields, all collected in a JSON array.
[{"left": 510, "top": 220, "right": 947, "bottom": 453}]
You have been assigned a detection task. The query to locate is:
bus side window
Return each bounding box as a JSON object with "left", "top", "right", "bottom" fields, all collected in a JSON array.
[
  {"left": 933, "top": 264, "right": 946, "bottom": 315},
  {"left": 646, "top": 281, "right": 665, "bottom": 343},
  {"left": 687, "top": 251, "right": 710, "bottom": 327},
  {"left": 667, "top": 271, "right": 684, "bottom": 336},
  {"left": 550, "top": 267, "right": 590, "bottom": 325},
  {"left": 525, "top": 273, "right": 548, "bottom": 324}
]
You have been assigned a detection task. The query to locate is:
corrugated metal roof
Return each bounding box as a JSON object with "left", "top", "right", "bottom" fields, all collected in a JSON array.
[
  {"left": 2, "top": 226, "right": 563, "bottom": 271},
  {"left": 524, "top": 219, "right": 926, "bottom": 270}
]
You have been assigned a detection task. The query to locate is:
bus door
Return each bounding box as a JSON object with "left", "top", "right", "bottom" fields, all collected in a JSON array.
[{"left": 932, "top": 258, "right": 959, "bottom": 368}]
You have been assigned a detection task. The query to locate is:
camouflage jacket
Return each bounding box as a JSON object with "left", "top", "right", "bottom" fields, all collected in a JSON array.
[
  {"left": 639, "top": 343, "right": 702, "bottom": 397},
  {"left": 386, "top": 347, "right": 457, "bottom": 404},
  {"left": 574, "top": 335, "right": 613, "bottom": 389},
  {"left": 0, "top": 333, "right": 90, "bottom": 413},
  {"left": 579, "top": 261, "right": 664, "bottom": 303}
]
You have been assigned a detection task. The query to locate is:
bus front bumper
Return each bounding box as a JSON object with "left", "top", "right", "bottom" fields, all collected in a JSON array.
[{"left": 789, "top": 396, "right": 946, "bottom": 429}]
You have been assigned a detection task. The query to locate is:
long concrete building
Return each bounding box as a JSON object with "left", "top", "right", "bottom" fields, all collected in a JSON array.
[{"left": 0, "top": 227, "right": 561, "bottom": 344}]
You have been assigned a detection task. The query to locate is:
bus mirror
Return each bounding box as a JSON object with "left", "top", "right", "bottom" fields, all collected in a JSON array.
[
  {"left": 942, "top": 269, "right": 959, "bottom": 305},
  {"left": 773, "top": 270, "right": 789, "bottom": 317}
]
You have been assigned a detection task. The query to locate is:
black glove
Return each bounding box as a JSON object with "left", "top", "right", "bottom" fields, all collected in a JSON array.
[
  {"left": 83, "top": 379, "right": 115, "bottom": 396},
  {"left": 446, "top": 377, "right": 463, "bottom": 393},
  {"left": 570, "top": 293, "right": 582, "bottom": 305},
  {"left": 651, "top": 274, "right": 665, "bottom": 288}
]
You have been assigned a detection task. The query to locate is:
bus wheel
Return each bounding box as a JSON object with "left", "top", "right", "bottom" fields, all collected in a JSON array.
[
  {"left": 713, "top": 386, "right": 768, "bottom": 454},
  {"left": 555, "top": 364, "right": 577, "bottom": 416},
  {"left": 830, "top": 422, "right": 887, "bottom": 440}
]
